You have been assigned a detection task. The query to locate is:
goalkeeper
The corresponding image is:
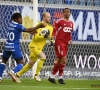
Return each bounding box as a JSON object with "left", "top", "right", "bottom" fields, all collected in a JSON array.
[{"left": 11, "top": 12, "right": 53, "bottom": 82}]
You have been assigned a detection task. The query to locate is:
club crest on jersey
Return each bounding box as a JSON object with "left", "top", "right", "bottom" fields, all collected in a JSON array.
[{"left": 63, "top": 27, "right": 72, "bottom": 32}]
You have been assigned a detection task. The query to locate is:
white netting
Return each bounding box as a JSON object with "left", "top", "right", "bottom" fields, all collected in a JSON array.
[{"left": 0, "top": 0, "right": 100, "bottom": 79}]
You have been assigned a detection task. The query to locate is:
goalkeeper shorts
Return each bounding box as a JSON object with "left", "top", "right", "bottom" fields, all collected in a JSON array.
[{"left": 29, "top": 45, "right": 42, "bottom": 61}]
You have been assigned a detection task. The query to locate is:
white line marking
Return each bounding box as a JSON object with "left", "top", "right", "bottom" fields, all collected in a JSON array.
[{"left": 1, "top": 85, "right": 100, "bottom": 90}]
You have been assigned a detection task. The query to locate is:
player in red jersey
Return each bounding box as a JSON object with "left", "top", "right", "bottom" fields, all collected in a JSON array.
[{"left": 48, "top": 8, "right": 73, "bottom": 84}]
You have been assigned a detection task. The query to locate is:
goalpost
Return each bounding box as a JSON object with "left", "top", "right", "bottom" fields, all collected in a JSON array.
[
  {"left": 31, "top": 0, "right": 38, "bottom": 79},
  {"left": 31, "top": 0, "right": 47, "bottom": 79}
]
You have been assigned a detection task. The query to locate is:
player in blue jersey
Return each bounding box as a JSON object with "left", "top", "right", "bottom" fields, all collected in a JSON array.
[{"left": 0, "top": 13, "right": 45, "bottom": 82}]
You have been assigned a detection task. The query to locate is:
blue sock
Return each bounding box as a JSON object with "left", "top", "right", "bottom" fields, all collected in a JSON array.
[
  {"left": 0, "top": 63, "right": 6, "bottom": 77},
  {"left": 13, "top": 64, "right": 23, "bottom": 73}
]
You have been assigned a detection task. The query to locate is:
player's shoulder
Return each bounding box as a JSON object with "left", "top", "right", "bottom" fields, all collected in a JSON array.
[
  {"left": 17, "top": 24, "right": 24, "bottom": 28},
  {"left": 48, "top": 23, "right": 52, "bottom": 27},
  {"left": 10, "top": 21, "right": 23, "bottom": 29},
  {"left": 11, "top": 21, "right": 20, "bottom": 25},
  {"left": 47, "top": 23, "right": 53, "bottom": 31},
  {"left": 56, "top": 18, "right": 63, "bottom": 23},
  {"left": 37, "top": 21, "right": 41, "bottom": 24},
  {"left": 69, "top": 21, "right": 74, "bottom": 26},
  {"left": 13, "top": 22, "right": 24, "bottom": 28},
  {"left": 36, "top": 21, "right": 42, "bottom": 26},
  {"left": 17, "top": 23, "right": 25, "bottom": 31},
  {"left": 69, "top": 21, "right": 73, "bottom": 24}
]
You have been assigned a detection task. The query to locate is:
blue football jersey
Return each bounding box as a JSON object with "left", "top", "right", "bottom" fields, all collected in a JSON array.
[
  {"left": 2, "top": 21, "right": 26, "bottom": 60},
  {"left": 6, "top": 21, "right": 26, "bottom": 44}
]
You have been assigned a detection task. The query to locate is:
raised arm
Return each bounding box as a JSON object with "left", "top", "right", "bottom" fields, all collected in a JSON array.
[{"left": 25, "top": 23, "right": 45, "bottom": 34}]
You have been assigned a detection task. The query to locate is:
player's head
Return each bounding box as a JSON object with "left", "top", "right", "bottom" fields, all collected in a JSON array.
[
  {"left": 63, "top": 8, "right": 71, "bottom": 19},
  {"left": 42, "top": 12, "right": 51, "bottom": 23},
  {"left": 11, "top": 13, "right": 22, "bottom": 24}
]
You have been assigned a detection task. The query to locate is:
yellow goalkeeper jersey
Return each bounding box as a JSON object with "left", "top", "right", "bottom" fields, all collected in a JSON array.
[{"left": 29, "top": 22, "right": 53, "bottom": 50}]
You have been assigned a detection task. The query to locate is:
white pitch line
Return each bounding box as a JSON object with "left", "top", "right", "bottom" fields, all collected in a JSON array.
[{"left": 1, "top": 85, "right": 100, "bottom": 90}]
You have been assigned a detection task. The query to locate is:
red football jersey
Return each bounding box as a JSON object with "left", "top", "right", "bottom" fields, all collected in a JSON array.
[{"left": 52, "top": 18, "right": 73, "bottom": 46}]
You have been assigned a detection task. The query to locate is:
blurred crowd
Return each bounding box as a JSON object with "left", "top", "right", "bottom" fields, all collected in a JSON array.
[{"left": 1, "top": 0, "right": 100, "bottom": 6}]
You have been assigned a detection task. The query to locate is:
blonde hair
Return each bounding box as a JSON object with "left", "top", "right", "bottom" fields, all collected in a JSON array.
[{"left": 42, "top": 12, "right": 47, "bottom": 19}]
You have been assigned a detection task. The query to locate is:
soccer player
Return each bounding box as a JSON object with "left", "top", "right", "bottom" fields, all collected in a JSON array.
[
  {"left": 48, "top": 8, "right": 73, "bottom": 84},
  {"left": 0, "top": 13, "right": 45, "bottom": 82},
  {"left": 11, "top": 12, "right": 53, "bottom": 82}
]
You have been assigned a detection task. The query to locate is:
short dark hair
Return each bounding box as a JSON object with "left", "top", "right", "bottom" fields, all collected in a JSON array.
[
  {"left": 11, "top": 13, "right": 22, "bottom": 20},
  {"left": 63, "top": 8, "right": 70, "bottom": 12}
]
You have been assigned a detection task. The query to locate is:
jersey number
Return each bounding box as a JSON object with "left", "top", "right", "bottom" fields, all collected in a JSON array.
[{"left": 7, "top": 32, "right": 15, "bottom": 41}]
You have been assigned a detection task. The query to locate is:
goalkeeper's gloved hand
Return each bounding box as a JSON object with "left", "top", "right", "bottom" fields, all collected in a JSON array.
[
  {"left": 44, "top": 30, "right": 50, "bottom": 38},
  {"left": 40, "top": 29, "right": 50, "bottom": 38}
]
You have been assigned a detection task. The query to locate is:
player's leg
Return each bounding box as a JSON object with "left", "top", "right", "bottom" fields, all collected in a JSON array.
[
  {"left": 34, "top": 52, "right": 46, "bottom": 81},
  {"left": 57, "top": 56, "right": 66, "bottom": 84},
  {"left": 9, "top": 59, "right": 35, "bottom": 83},
  {"left": 13, "top": 46, "right": 38, "bottom": 82},
  {"left": 48, "top": 45, "right": 67, "bottom": 84},
  {"left": 8, "top": 46, "right": 24, "bottom": 82},
  {"left": 55, "top": 45, "right": 67, "bottom": 84},
  {"left": 57, "top": 46, "right": 67, "bottom": 84},
  {"left": 0, "top": 50, "right": 11, "bottom": 82},
  {"left": 48, "top": 45, "right": 60, "bottom": 83},
  {"left": 16, "top": 59, "right": 35, "bottom": 78}
]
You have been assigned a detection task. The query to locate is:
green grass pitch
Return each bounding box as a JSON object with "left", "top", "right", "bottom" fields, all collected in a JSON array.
[{"left": 0, "top": 79, "right": 100, "bottom": 90}]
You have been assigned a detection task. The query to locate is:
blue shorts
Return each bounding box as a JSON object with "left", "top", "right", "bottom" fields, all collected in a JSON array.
[{"left": 2, "top": 44, "right": 23, "bottom": 61}]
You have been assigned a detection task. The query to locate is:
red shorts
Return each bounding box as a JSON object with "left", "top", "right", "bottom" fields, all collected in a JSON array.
[{"left": 54, "top": 44, "right": 68, "bottom": 58}]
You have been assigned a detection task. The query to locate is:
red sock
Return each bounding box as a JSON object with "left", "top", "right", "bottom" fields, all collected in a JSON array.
[
  {"left": 59, "top": 63, "right": 66, "bottom": 76},
  {"left": 51, "top": 61, "right": 59, "bottom": 75}
]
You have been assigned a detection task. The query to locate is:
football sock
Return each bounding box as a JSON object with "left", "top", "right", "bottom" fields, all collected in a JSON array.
[
  {"left": 50, "top": 73, "right": 55, "bottom": 78},
  {"left": 17, "top": 63, "right": 32, "bottom": 77},
  {"left": 59, "top": 63, "right": 65, "bottom": 76},
  {"left": 36, "top": 59, "right": 45, "bottom": 75},
  {"left": 13, "top": 64, "right": 23, "bottom": 73},
  {"left": 59, "top": 76, "right": 62, "bottom": 79},
  {"left": 0, "top": 63, "right": 6, "bottom": 77},
  {"left": 51, "top": 62, "right": 59, "bottom": 75}
]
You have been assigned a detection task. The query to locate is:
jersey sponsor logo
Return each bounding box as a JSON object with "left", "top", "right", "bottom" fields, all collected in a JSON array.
[
  {"left": 63, "top": 27, "right": 72, "bottom": 32},
  {"left": 8, "top": 27, "right": 14, "bottom": 30}
]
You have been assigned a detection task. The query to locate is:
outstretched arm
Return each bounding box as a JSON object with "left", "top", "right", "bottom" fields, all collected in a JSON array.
[{"left": 24, "top": 23, "right": 45, "bottom": 34}]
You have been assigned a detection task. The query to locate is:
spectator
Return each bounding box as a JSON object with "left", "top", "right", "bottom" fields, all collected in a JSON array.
[
  {"left": 76, "top": 0, "right": 80, "bottom": 5},
  {"left": 63, "top": 0, "right": 72, "bottom": 5}
]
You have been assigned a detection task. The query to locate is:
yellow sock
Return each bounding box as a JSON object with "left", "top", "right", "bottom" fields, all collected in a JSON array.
[
  {"left": 36, "top": 59, "right": 45, "bottom": 75},
  {"left": 17, "top": 64, "right": 32, "bottom": 77}
]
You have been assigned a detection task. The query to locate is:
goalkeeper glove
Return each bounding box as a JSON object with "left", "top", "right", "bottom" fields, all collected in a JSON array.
[
  {"left": 44, "top": 30, "right": 50, "bottom": 38},
  {"left": 40, "top": 29, "right": 50, "bottom": 38}
]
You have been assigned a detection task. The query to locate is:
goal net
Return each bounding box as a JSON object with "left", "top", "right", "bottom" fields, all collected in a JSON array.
[{"left": 0, "top": 0, "right": 100, "bottom": 79}]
